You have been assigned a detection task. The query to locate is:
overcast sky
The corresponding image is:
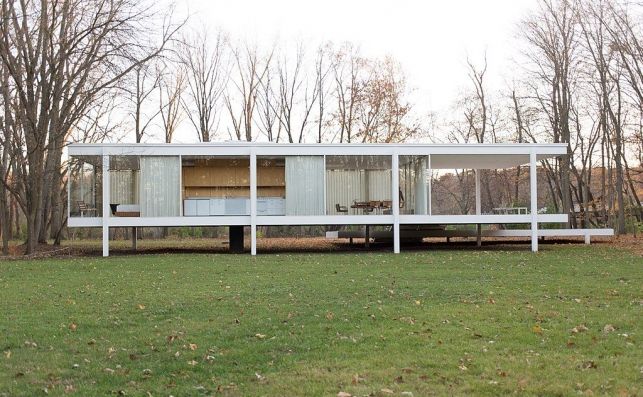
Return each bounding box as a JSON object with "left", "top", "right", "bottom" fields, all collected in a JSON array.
[{"left": 174, "top": 0, "right": 539, "bottom": 116}]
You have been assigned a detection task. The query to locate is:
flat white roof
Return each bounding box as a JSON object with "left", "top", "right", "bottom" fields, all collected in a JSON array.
[{"left": 68, "top": 142, "right": 567, "bottom": 169}]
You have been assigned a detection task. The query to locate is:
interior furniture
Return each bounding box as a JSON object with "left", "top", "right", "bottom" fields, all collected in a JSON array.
[
  {"left": 77, "top": 201, "right": 98, "bottom": 217},
  {"left": 335, "top": 203, "right": 348, "bottom": 214}
]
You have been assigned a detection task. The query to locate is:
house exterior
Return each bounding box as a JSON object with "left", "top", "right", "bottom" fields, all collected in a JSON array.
[{"left": 68, "top": 142, "right": 582, "bottom": 256}]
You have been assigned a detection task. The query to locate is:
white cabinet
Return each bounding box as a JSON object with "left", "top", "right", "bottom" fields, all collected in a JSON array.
[
  {"left": 257, "top": 197, "right": 285, "bottom": 215},
  {"left": 184, "top": 197, "right": 255, "bottom": 216},
  {"left": 196, "top": 199, "right": 210, "bottom": 216},
  {"left": 210, "top": 199, "right": 226, "bottom": 215},
  {"left": 184, "top": 199, "right": 198, "bottom": 216},
  {"left": 184, "top": 199, "right": 210, "bottom": 216}
]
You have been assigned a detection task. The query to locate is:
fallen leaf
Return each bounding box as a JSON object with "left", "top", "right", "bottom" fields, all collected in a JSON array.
[
  {"left": 458, "top": 364, "right": 468, "bottom": 371},
  {"left": 532, "top": 324, "right": 543, "bottom": 335},
  {"left": 137, "top": 304, "right": 146, "bottom": 310},
  {"left": 380, "top": 389, "right": 394, "bottom": 395},
  {"left": 326, "top": 312, "right": 334, "bottom": 320},
  {"left": 351, "top": 373, "right": 365, "bottom": 384},
  {"left": 104, "top": 368, "right": 115, "bottom": 374},
  {"left": 187, "top": 360, "right": 198, "bottom": 366},
  {"left": 337, "top": 392, "right": 352, "bottom": 397},
  {"left": 603, "top": 324, "right": 616, "bottom": 334},
  {"left": 4, "top": 351, "right": 10, "bottom": 359},
  {"left": 571, "top": 324, "right": 588, "bottom": 334},
  {"left": 581, "top": 360, "right": 597, "bottom": 369},
  {"left": 69, "top": 323, "right": 77, "bottom": 332},
  {"left": 188, "top": 343, "right": 198, "bottom": 351},
  {"left": 255, "top": 333, "right": 266, "bottom": 339}
]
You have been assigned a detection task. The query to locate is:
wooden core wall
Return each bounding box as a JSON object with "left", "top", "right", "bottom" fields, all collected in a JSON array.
[{"left": 182, "top": 158, "right": 285, "bottom": 198}]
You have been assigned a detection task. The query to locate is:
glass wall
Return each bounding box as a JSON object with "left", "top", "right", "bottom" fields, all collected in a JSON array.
[
  {"left": 182, "top": 156, "right": 250, "bottom": 216},
  {"left": 399, "top": 155, "right": 430, "bottom": 215},
  {"left": 69, "top": 155, "right": 102, "bottom": 217},
  {"left": 257, "top": 156, "right": 325, "bottom": 216},
  {"left": 326, "top": 155, "right": 392, "bottom": 215},
  {"left": 109, "top": 155, "right": 180, "bottom": 217}
]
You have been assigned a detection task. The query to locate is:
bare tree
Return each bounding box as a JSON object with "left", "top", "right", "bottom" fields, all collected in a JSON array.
[
  {"left": 181, "top": 29, "right": 228, "bottom": 142},
  {"left": 225, "top": 41, "right": 272, "bottom": 141},
  {"left": 275, "top": 43, "right": 320, "bottom": 143},
  {"left": 159, "top": 66, "right": 185, "bottom": 143},
  {"left": 522, "top": 0, "right": 578, "bottom": 227},
  {"left": 0, "top": 0, "right": 182, "bottom": 254},
  {"left": 331, "top": 43, "right": 366, "bottom": 143}
]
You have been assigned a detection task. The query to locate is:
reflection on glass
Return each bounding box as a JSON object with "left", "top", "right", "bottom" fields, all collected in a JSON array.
[
  {"left": 326, "top": 155, "right": 392, "bottom": 215},
  {"left": 182, "top": 156, "right": 250, "bottom": 216},
  {"left": 399, "top": 155, "right": 430, "bottom": 215},
  {"left": 69, "top": 155, "right": 102, "bottom": 217}
]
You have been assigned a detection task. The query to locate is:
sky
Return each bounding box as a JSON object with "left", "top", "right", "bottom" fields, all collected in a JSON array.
[{"left": 174, "top": 0, "right": 539, "bottom": 115}]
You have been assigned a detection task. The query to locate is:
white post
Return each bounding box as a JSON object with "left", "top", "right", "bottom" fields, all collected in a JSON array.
[
  {"left": 250, "top": 151, "right": 257, "bottom": 256},
  {"left": 427, "top": 154, "right": 432, "bottom": 216},
  {"left": 178, "top": 155, "right": 183, "bottom": 217},
  {"left": 530, "top": 150, "right": 538, "bottom": 252},
  {"left": 475, "top": 169, "right": 482, "bottom": 247},
  {"left": 102, "top": 154, "right": 110, "bottom": 257},
  {"left": 475, "top": 169, "right": 481, "bottom": 215},
  {"left": 392, "top": 152, "right": 400, "bottom": 254}
]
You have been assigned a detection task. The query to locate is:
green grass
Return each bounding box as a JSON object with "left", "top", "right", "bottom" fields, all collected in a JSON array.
[{"left": 0, "top": 245, "right": 641, "bottom": 396}]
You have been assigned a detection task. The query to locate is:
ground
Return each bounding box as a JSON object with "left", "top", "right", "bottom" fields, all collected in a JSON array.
[{"left": 0, "top": 240, "right": 641, "bottom": 396}]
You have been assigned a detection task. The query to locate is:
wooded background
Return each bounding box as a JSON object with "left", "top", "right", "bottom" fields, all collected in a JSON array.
[{"left": 0, "top": 0, "right": 641, "bottom": 255}]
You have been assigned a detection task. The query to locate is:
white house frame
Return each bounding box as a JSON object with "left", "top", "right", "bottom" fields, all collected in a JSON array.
[{"left": 67, "top": 142, "right": 598, "bottom": 257}]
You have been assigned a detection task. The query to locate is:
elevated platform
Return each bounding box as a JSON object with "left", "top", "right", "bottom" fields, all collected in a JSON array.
[{"left": 326, "top": 227, "right": 614, "bottom": 245}]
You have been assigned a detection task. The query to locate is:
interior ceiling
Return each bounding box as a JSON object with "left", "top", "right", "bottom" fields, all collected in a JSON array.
[
  {"left": 81, "top": 153, "right": 558, "bottom": 171},
  {"left": 430, "top": 154, "right": 552, "bottom": 169},
  {"left": 325, "top": 155, "right": 392, "bottom": 170}
]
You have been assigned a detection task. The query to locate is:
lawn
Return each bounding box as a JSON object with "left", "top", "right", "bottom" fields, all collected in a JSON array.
[{"left": 0, "top": 245, "right": 641, "bottom": 396}]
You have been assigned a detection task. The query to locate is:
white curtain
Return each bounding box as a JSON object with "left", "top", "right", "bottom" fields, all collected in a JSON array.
[
  {"left": 366, "top": 170, "right": 391, "bottom": 201},
  {"left": 139, "top": 156, "right": 180, "bottom": 217},
  {"left": 414, "top": 157, "right": 428, "bottom": 215},
  {"left": 326, "top": 170, "right": 364, "bottom": 214},
  {"left": 110, "top": 170, "right": 139, "bottom": 204},
  {"left": 285, "top": 156, "right": 325, "bottom": 215}
]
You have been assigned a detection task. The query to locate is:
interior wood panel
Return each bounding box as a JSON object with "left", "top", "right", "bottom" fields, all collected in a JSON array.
[
  {"left": 257, "top": 166, "right": 285, "bottom": 187},
  {"left": 182, "top": 158, "right": 286, "bottom": 201}
]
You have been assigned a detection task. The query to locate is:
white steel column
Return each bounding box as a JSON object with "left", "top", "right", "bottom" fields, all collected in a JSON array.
[
  {"left": 530, "top": 150, "right": 538, "bottom": 252},
  {"left": 250, "top": 151, "right": 257, "bottom": 256},
  {"left": 178, "top": 155, "right": 183, "bottom": 217},
  {"left": 102, "top": 154, "right": 110, "bottom": 257},
  {"left": 427, "top": 155, "right": 432, "bottom": 215},
  {"left": 475, "top": 169, "right": 482, "bottom": 247},
  {"left": 475, "top": 170, "right": 481, "bottom": 215},
  {"left": 392, "top": 152, "right": 400, "bottom": 254}
]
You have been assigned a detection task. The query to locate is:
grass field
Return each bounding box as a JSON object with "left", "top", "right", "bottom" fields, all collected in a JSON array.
[{"left": 0, "top": 244, "right": 641, "bottom": 396}]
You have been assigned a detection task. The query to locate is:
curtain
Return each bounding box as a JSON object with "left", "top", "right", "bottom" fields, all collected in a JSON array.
[
  {"left": 110, "top": 170, "right": 139, "bottom": 204},
  {"left": 139, "top": 156, "right": 180, "bottom": 217},
  {"left": 326, "top": 170, "right": 365, "bottom": 214},
  {"left": 285, "top": 156, "right": 325, "bottom": 215},
  {"left": 414, "top": 157, "right": 428, "bottom": 215}
]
